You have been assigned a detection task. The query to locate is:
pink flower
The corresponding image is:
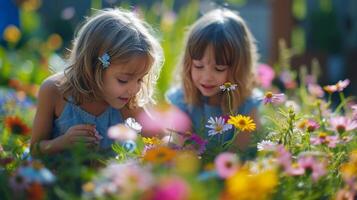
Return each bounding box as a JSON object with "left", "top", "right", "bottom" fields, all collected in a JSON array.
[
  {"left": 285, "top": 162, "right": 305, "bottom": 176},
  {"left": 310, "top": 132, "right": 339, "bottom": 148},
  {"left": 323, "top": 84, "right": 338, "bottom": 94},
  {"left": 329, "top": 116, "right": 357, "bottom": 134},
  {"left": 308, "top": 84, "right": 324, "bottom": 98},
  {"left": 280, "top": 70, "right": 297, "bottom": 89},
  {"left": 108, "top": 124, "right": 137, "bottom": 142},
  {"left": 297, "top": 155, "right": 326, "bottom": 182},
  {"left": 306, "top": 119, "right": 320, "bottom": 132},
  {"left": 138, "top": 105, "right": 191, "bottom": 136},
  {"left": 214, "top": 152, "right": 239, "bottom": 178},
  {"left": 150, "top": 177, "right": 189, "bottom": 200},
  {"left": 323, "top": 79, "right": 350, "bottom": 94},
  {"left": 275, "top": 145, "right": 292, "bottom": 169},
  {"left": 335, "top": 79, "right": 350, "bottom": 92},
  {"left": 256, "top": 63, "right": 275, "bottom": 88},
  {"left": 262, "top": 92, "right": 285, "bottom": 105},
  {"left": 305, "top": 75, "right": 317, "bottom": 85}
]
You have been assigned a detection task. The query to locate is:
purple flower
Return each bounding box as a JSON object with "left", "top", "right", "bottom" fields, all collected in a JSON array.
[
  {"left": 310, "top": 132, "right": 339, "bottom": 148},
  {"left": 262, "top": 92, "right": 285, "bottom": 105},
  {"left": 308, "top": 84, "right": 324, "bottom": 98},
  {"left": 329, "top": 116, "right": 357, "bottom": 134},
  {"left": 297, "top": 155, "right": 327, "bottom": 182}
]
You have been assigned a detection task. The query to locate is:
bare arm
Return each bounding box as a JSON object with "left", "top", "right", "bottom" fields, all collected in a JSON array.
[
  {"left": 30, "top": 76, "right": 99, "bottom": 155},
  {"left": 30, "top": 76, "right": 65, "bottom": 155}
]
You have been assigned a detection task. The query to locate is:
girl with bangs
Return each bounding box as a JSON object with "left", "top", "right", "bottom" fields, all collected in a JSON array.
[
  {"left": 167, "top": 9, "right": 261, "bottom": 153},
  {"left": 30, "top": 8, "right": 163, "bottom": 156}
]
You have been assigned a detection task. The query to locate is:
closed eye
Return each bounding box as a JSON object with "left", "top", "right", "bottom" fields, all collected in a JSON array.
[
  {"left": 215, "top": 66, "right": 228, "bottom": 72},
  {"left": 117, "top": 79, "right": 128, "bottom": 84},
  {"left": 193, "top": 64, "right": 204, "bottom": 69}
]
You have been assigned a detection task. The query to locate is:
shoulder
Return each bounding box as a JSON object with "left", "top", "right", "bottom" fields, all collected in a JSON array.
[
  {"left": 39, "top": 74, "right": 63, "bottom": 100},
  {"left": 38, "top": 73, "right": 65, "bottom": 115},
  {"left": 166, "top": 87, "right": 184, "bottom": 102},
  {"left": 165, "top": 87, "right": 189, "bottom": 112},
  {"left": 238, "top": 89, "right": 262, "bottom": 115}
]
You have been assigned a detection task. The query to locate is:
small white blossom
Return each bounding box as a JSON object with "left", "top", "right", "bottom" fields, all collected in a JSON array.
[
  {"left": 220, "top": 82, "right": 237, "bottom": 92},
  {"left": 257, "top": 140, "right": 277, "bottom": 151},
  {"left": 125, "top": 117, "right": 142, "bottom": 133},
  {"left": 205, "top": 116, "right": 232, "bottom": 136}
]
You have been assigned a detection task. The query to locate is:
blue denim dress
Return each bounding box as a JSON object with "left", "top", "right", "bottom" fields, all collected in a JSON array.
[
  {"left": 52, "top": 98, "right": 123, "bottom": 151},
  {"left": 166, "top": 88, "right": 261, "bottom": 144}
]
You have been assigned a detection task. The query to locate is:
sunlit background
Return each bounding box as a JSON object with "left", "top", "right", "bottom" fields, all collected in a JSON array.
[{"left": 1, "top": 0, "right": 356, "bottom": 100}]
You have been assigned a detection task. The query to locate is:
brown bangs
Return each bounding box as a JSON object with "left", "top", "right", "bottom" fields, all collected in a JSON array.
[{"left": 188, "top": 22, "right": 236, "bottom": 66}]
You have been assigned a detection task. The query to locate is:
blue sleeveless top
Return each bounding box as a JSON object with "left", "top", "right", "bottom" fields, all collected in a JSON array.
[
  {"left": 52, "top": 99, "right": 123, "bottom": 151},
  {"left": 166, "top": 88, "right": 261, "bottom": 144}
]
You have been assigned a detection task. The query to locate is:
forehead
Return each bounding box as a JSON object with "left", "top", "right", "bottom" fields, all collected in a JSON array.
[
  {"left": 193, "top": 46, "right": 216, "bottom": 64},
  {"left": 110, "top": 54, "right": 151, "bottom": 76}
]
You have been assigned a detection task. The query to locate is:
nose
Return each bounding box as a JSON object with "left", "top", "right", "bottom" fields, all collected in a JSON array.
[{"left": 201, "top": 67, "right": 214, "bottom": 82}]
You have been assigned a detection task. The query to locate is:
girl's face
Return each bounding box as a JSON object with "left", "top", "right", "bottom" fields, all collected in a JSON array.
[
  {"left": 191, "top": 47, "right": 229, "bottom": 98},
  {"left": 102, "top": 55, "right": 149, "bottom": 109}
]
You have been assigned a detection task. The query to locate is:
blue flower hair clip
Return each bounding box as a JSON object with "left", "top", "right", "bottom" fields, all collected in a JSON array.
[{"left": 98, "top": 53, "right": 110, "bottom": 69}]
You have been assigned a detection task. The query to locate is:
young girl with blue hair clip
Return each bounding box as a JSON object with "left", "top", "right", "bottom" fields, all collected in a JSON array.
[{"left": 30, "top": 8, "right": 163, "bottom": 155}]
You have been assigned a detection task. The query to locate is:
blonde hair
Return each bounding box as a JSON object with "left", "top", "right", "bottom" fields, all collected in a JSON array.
[
  {"left": 59, "top": 8, "right": 163, "bottom": 107},
  {"left": 178, "top": 9, "right": 258, "bottom": 113}
]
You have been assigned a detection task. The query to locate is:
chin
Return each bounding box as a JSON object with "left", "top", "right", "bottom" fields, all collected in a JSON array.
[{"left": 107, "top": 101, "right": 126, "bottom": 109}]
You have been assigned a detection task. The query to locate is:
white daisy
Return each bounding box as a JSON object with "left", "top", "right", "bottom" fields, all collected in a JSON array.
[
  {"left": 257, "top": 140, "right": 277, "bottom": 151},
  {"left": 205, "top": 116, "right": 232, "bottom": 136},
  {"left": 220, "top": 82, "right": 238, "bottom": 92},
  {"left": 125, "top": 117, "right": 142, "bottom": 133}
]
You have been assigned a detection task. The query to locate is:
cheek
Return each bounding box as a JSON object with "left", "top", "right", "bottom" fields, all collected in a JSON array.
[
  {"left": 219, "top": 71, "right": 229, "bottom": 83},
  {"left": 190, "top": 68, "right": 199, "bottom": 81}
]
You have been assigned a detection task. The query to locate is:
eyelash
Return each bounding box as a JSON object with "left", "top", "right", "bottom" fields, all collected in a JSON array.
[
  {"left": 193, "top": 64, "right": 203, "bottom": 69},
  {"left": 215, "top": 68, "right": 226, "bottom": 72},
  {"left": 117, "top": 78, "right": 144, "bottom": 84},
  {"left": 117, "top": 79, "right": 128, "bottom": 84},
  {"left": 194, "top": 64, "right": 226, "bottom": 72}
]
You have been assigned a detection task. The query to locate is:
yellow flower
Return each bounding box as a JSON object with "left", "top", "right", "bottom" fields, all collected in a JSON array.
[
  {"left": 143, "top": 146, "right": 176, "bottom": 164},
  {"left": 82, "top": 182, "right": 95, "bottom": 192},
  {"left": 21, "top": 0, "right": 42, "bottom": 11},
  {"left": 228, "top": 115, "right": 256, "bottom": 132},
  {"left": 3, "top": 25, "right": 21, "bottom": 43},
  {"left": 225, "top": 168, "right": 278, "bottom": 200},
  {"left": 142, "top": 137, "right": 161, "bottom": 145}
]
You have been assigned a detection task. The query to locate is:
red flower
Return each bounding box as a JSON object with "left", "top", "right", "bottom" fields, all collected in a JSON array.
[{"left": 4, "top": 116, "right": 31, "bottom": 136}]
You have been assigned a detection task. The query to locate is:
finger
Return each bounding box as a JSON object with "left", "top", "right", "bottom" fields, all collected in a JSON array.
[
  {"left": 72, "top": 124, "right": 97, "bottom": 134},
  {"left": 73, "top": 136, "right": 99, "bottom": 143},
  {"left": 70, "top": 130, "right": 97, "bottom": 137}
]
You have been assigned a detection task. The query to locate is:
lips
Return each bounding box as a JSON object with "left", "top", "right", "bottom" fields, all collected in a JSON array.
[
  {"left": 118, "top": 97, "right": 129, "bottom": 102},
  {"left": 201, "top": 84, "right": 215, "bottom": 89}
]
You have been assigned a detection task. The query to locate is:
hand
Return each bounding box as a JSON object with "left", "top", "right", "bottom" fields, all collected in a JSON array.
[{"left": 60, "top": 124, "right": 101, "bottom": 148}]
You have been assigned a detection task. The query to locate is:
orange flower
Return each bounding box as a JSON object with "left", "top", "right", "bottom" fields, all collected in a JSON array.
[
  {"left": 4, "top": 116, "right": 31, "bottom": 136},
  {"left": 46, "top": 33, "right": 62, "bottom": 50},
  {"left": 3, "top": 25, "right": 21, "bottom": 43},
  {"left": 143, "top": 146, "right": 176, "bottom": 164},
  {"left": 26, "top": 182, "right": 45, "bottom": 200}
]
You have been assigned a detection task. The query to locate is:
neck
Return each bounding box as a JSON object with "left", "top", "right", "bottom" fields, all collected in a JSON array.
[{"left": 207, "top": 94, "right": 222, "bottom": 106}]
